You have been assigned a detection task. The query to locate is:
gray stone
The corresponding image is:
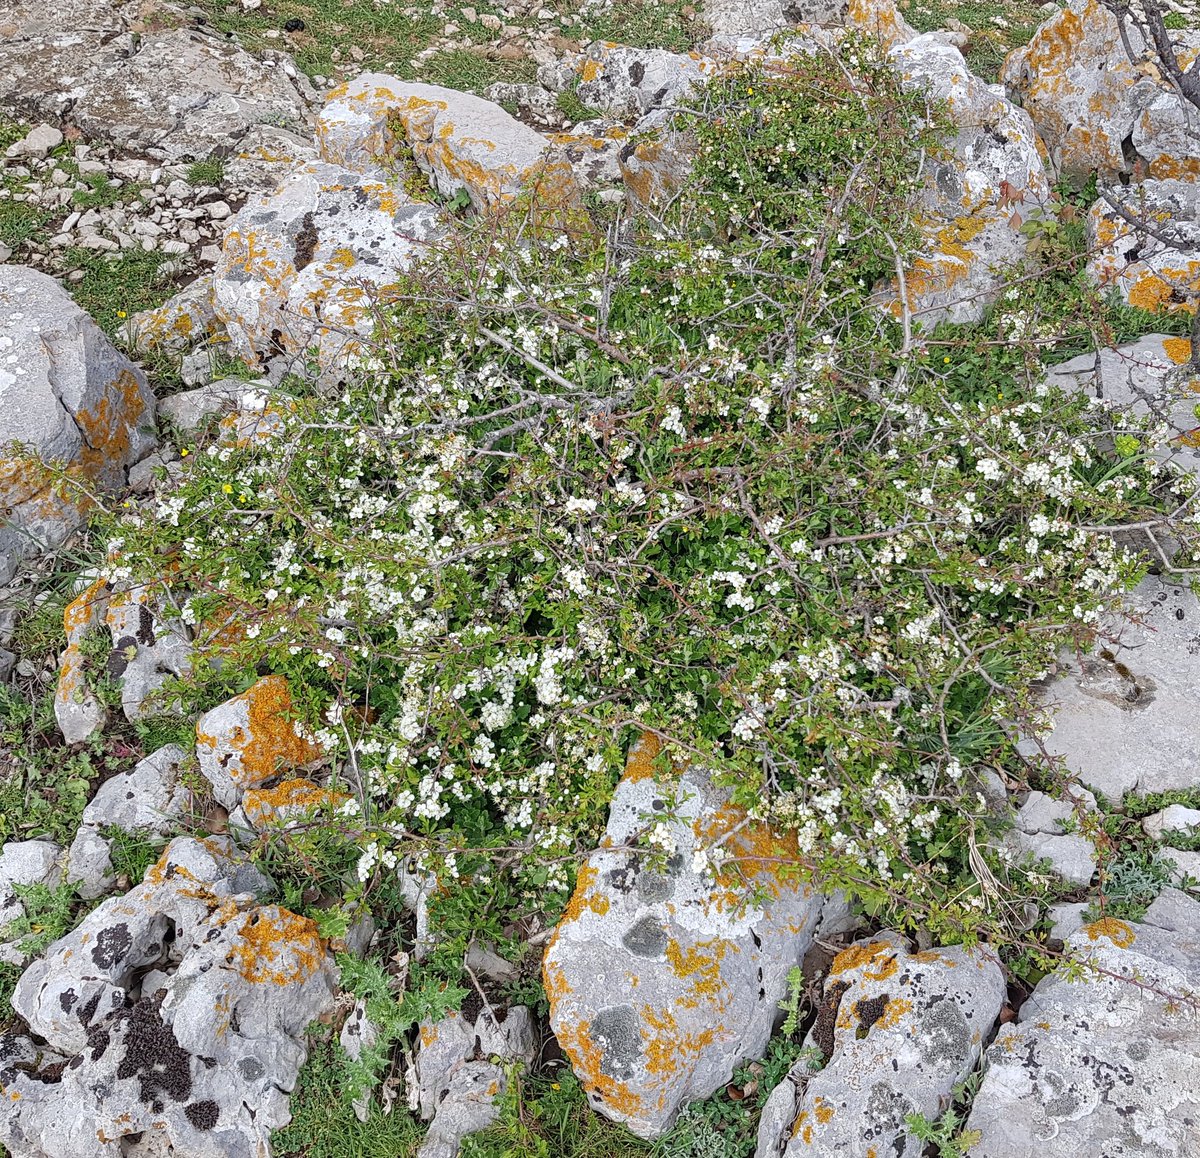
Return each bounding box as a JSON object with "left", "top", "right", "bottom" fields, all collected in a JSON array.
[
  {"left": 0, "top": 265, "right": 156, "bottom": 585},
  {"left": 1046, "top": 901, "right": 1089, "bottom": 942},
  {"left": 1014, "top": 788, "right": 1097, "bottom": 835},
  {"left": 195, "top": 675, "right": 322, "bottom": 809},
  {"left": 1000, "top": 0, "right": 1200, "bottom": 182},
  {"left": 0, "top": 839, "right": 63, "bottom": 959},
  {"left": 1087, "top": 181, "right": 1200, "bottom": 314},
  {"left": 760, "top": 935, "right": 1005, "bottom": 1158},
  {"left": 412, "top": 1005, "right": 536, "bottom": 1157},
  {"left": 1164, "top": 848, "right": 1200, "bottom": 889},
  {"left": 5, "top": 122, "right": 62, "bottom": 159},
  {"left": 2, "top": 835, "right": 331, "bottom": 1158},
  {"left": 416, "top": 1061, "right": 508, "bottom": 1158},
  {"left": 567, "top": 44, "right": 718, "bottom": 121},
  {"left": 121, "top": 275, "right": 217, "bottom": 354},
  {"left": 1011, "top": 830, "right": 1097, "bottom": 888},
  {"left": 0, "top": 12, "right": 316, "bottom": 187},
  {"left": 1030, "top": 575, "right": 1200, "bottom": 799},
  {"left": 179, "top": 348, "right": 214, "bottom": 387},
  {"left": 316, "top": 73, "right": 577, "bottom": 212},
  {"left": 158, "top": 378, "right": 259, "bottom": 435},
  {"left": 1144, "top": 804, "right": 1200, "bottom": 841},
  {"left": 126, "top": 448, "right": 182, "bottom": 491},
  {"left": 103, "top": 587, "right": 192, "bottom": 721},
  {"left": 884, "top": 35, "right": 1049, "bottom": 326},
  {"left": 212, "top": 160, "right": 442, "bottom": 378},
  {"left": 64, "top": 825, "right": 116, "bottom": 900},
  {"left": 967, "top": 890, "right": 1200, "bottom": 1156},
  {"left": 545, "top": 733, "right": 832, "bottom": 1138},
  {"left": 1046, "top": 334, "right": 1200, "bottom": 481},
  {"left": 83, "top": 744, "right": 191, "bottom": 836}
]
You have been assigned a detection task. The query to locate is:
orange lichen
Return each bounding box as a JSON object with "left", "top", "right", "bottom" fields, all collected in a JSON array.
[
  {"left": 227, "top": 906, "right": 325, "bottom": 984},
  {"left": 814, "top": 1097, "right": 835, "bottom": 1124},
  {"left": 877, "top": 996, "right": 913, "bottom": 1029},
  {"left": 1084, "top": 917, "right": 1135, "bottom": 948},
  {"left": 624, "top": 731, "right": 662, "bottom": 783},
  {"left": 830, "top": 940, "right": 893, "bottom": 976},
  {"left": 1164, "top": 337, "right": 1193, "bottom": 365},
  {"left": 195, "top": 675, "right": 323, "bottom": 789},
  {"left": 243, "top": 778, "right": 347, "bottom": 827}
]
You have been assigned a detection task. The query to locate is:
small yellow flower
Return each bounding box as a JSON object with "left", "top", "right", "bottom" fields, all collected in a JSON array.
[
  {"left": 943, "top": 355, "right": 951, "bottom": 364},
  {"left": 551, "top": 1083, "right": 561, "bottom": 1090},
  {"left": 239, "top": 493, "right": 249, "bottom": 503},
  {"left": 180, "top": 447, "right": 189, "bottom": 457},
  {"left": 116, "top": 310, "right": 127, "bottom": 319},
  {"left": 222, "top": 482, "right": 233, "bottom": 494}
]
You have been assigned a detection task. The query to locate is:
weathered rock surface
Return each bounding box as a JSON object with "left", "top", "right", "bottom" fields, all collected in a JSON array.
[
  {"left": 317, "top": 74, "right": 577, "bottom": 211},
  {"left": 1008, "top": 787, "right": 1098, "bottom": 888},
  {"left": 104, "top": 584, "right": 193, "bottom": 721},
  {"left": 0, "top": 1, "right": 317, "bottom": 184},
  {"left": 887, "top": 35, "right": 1049, "bottom": 325},
  {"left": 1027, "top": 575, "right": 1200, "bottom": 800},
  {"left": 53, "top": 578, "right": 112, "bottom": 744},
  {"left": 65, "top": 744, "right": 191, "bottom": 898},
  {"left": 567, "top": 43, "right": 718, "bottom": 121},
  {"left": 212, "top": 159, "right": 442, "bottom": 375},
  {"left": 0, "top": 267, "right": 155, "bottom": 586},
  {"left": 757, "top": 935, "right": 1005, "bottom": 1157},
  {"left": 122, "top": 276, "right": 219, "bottom": 356},
  {"left": 1144, "top": 804, "right": 1200, "bottom": 841},
  {"left": 157, "top": 379, "right": 258, "bottom": 435},
  {"left": 1088, "top": 180, "right": 1200, "bottom": 315},
  {"left": 411, "top": 1005, "right": 537, "bottom": 1158},
  {"left": 196, "top": 675, "right": 323, "bottom": 809},
  {"left": 967, "top": 891, "right": 1200, "bottom": 1155},
  {"left": 0, "top": 839, "right": 63, "bottom": 965},
  {"left": 1001, "top": 0, "right": 1200, "bottom": 182},
  {"left": 1045, "top": 333, "right": 1200, "bottom": 479},
  {"left": 2, "top": 835, "right": 334, "bottom": 1158},
  {"left": 545, "top": 732, "right": 837, "bottom": 1138}
]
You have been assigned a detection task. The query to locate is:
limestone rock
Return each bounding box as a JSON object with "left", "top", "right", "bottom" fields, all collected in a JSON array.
[
  {"left": 1046, "top": 900, "right": 1089, "bottom": 942},
  {"left": 0, "top": 266, "right": 156, "bottom": 585},
  {"left": 544, "top": 732, "right": 834, "bottom": 1138},
  {"left": 316, "top": 74, "right": 577, "bottom": 211},
  {"left": 619, "top": 110, "right": 696, "bottom": 209},
  {"left": 885, "top": 35, "right": 1049, "bottom": 325},
  {"left": 1028, "top": 576, "right": 1200, "bottom": 799},
  {"left": 412, "top": 1006, "right": 536, "bottom": 1157},
  {"left": 53, "top": 577, "right": 112, "bottom": 744},
  {"left": 195, "top": 675, "right": 324, "bottom": 809},
  {"left": 1088, "top": 180, "right": 1200, "bottom": 315},
  {"left": 1000, "top": 0, "right": 1200, "bottom": 182},
  {"left": 2, "top": 835, "right": 330, "bottom": 1158},
  {"left": 1143, "top": 804, "right": 1200, "bottom": 841},
  {"left": 568, "top": 44, "right": 718, "bottom": 121},
  {"left": 65, "top": 825, "right": 117, "bottom": 900},
  {"left": 758, "top": 935, "right": 1005, "bottom": 1157},
  {"left": 104, "top": 585, "right": 192, "bottom": 721},
  {"left": 157, "top": 379, "right": 256, "bottom": 435},
  {"left": 1045, "top": 333, "right": 1200, "bottom": 479},
  {"left": 1006, "top": 788, "right": 1098, "bottom": 888},
  {"left": 121, "top": 276, "right": 218, "bottom": 355},
  {"left": 0, "top": 9, "right": 317, "bottom": 185},
  {"left": 0, "top": 839, "right": 63, "bottom": 963},
  {"left": 242, "top": 777, "right": 348, "bottom": 831},
  {"left": 967, "top": 892, "right": 1200, "bottom": 1155},
  {"left": 212, "top": 160, "right": 442, "bottom": 376}
]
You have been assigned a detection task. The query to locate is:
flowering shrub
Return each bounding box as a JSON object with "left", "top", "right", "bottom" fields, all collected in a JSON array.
[{"left": 105, "top": 43, "right": 1199, "bottom": 963}]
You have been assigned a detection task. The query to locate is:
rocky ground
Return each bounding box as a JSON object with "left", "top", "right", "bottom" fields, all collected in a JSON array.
[{"left": 4, "top": 0, "right": 1200, "bottom": 1155}]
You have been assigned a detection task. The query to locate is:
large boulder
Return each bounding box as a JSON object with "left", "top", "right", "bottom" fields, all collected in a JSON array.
[
  {"left": 0, "top": 1, "right": 316, "bottom": 185},
  {"left": 316, "top": 74, "right": 578, "bottom": 212},
  {"left": 2, "top": 836, "right": 335, "bottom": 1158},
  {"left": 544, "top": 732, "right": 842, "bottom": 1138},
  {"left": 0, "top": 267, "right": 156, "bottom": 585},
  {"left": 1000, "top": 0, "right": 1200, "bottom": 183},
  {"left": 756, "top": 935, "right": 1005, "bottom": 1157},
  {"left": 966, "top": 890, "right": 1200, "bottom": 1155},
  {"left": 212, "top": 159, "right": 442, "bottom": 376},
  {"left": 886, "top": 35, "right": 1050, "bottom": 326}
]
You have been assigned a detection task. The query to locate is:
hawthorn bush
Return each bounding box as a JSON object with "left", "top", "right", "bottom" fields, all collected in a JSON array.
[{"left": 105, "top": 41, "right": 1199, "bottom": 971}]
